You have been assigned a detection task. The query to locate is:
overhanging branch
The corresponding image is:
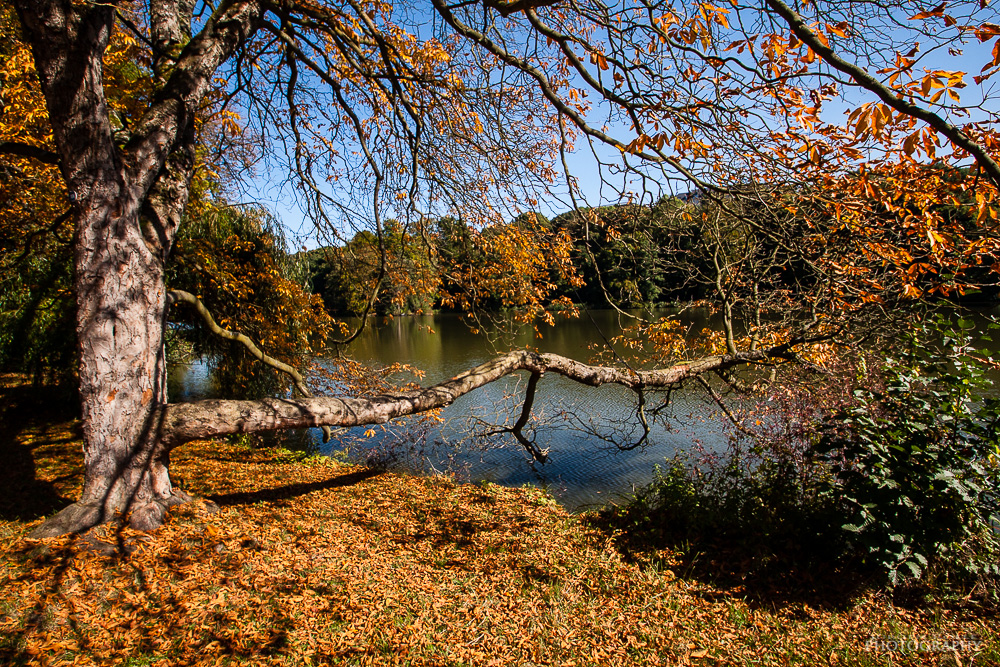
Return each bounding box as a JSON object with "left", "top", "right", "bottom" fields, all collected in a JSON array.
[
  {"left": 158, "top": 346, "right": 791, "bottom": 448},
  {"left": 0, "top": 141, "right": 60, "bottom": 164},
  {"left": 766, "top": 0, "right": 1000, "bottom": 188},
  {"left": 167, "top": 289, "right": 332, "bottom": 442}
]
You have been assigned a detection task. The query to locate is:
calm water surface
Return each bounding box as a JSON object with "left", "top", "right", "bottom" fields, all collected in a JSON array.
[{"left": 168, "top": 310, "right": 744, "bottom": 510}]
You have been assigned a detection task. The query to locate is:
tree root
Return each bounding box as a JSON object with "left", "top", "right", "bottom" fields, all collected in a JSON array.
[
  {"left": 27, "top": 502, "right": 105, "bottom": 539},
  {"left": 27, "top": 490, "right": 195, "bottom": 538}
]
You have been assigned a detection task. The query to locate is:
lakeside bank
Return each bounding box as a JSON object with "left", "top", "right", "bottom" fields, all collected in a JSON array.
[{"left": 1, "top": 382, "right": 996, "bottom": 666}]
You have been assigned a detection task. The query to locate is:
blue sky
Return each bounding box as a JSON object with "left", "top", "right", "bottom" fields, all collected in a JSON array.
[{"left": 239, "top": 3, "right": 1000, "bottom": 250}]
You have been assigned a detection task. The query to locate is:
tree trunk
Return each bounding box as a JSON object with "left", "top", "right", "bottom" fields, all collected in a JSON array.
[
  {"left": 15, "top": 0, "right": 259, "bottom": 537},
  {"left": 12, "top": 2, "right": 152, "bottom": 537},
  {"left": 30, "top": 185, "right": 185, "bottom": 537},
  {"left": 76, "top": 197, "right": 174, "bottom": 529}
]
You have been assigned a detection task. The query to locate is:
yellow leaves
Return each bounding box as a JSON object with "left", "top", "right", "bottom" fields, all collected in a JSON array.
[
  {"left": 913, "top": 69, "right": 966, "bottom": 104},
  {"left": 910, "top": 2, "right": 946, "bottom": 20},
  {"left": 698, "top": 3, "right": 731, "bottom": 29},
  {"left": 642, "top": 318, "right": 689, "bottom": 361},
  {"left": 0, "top": 21, "right": 55, "bottom": 149},
  {"left": 909, "top": 2, "right": 958, "bottom": 26},
  {"left": 976, "top": 191, "right": 997, "bottom": 223},
  {"left": 825, "top": 22, "right": 850, "bottom": 39},
  {"left": 443, "top": 216, "right": 582, "bottom": 322},
  {"left": 814, "top": 163, "right": 1000, "bottom": 305},
  {"left": 653, "top": 11, "right": 680, "bottom": 30},
  {"left": 926, "top": 228, "right": 948, "bottom": 251},
  {"left": 625, "top": 132, "right": 666, "bottom": 154},
  {"left": 5, "top": 418, "right": 995, "bottom": 667},
  {"left": 724, "top": 36, "right": 755, "bottom": 54},
  {"left": 846, "top": 103, "right": 895, "bottom": 141},
  {"left": 212, "top": 110, "right": 243, "bottom": 137},
  {"left": 920, "top": 74, "right": 944, "bottom": 96},
  {"left": 988, "top": 38, "right": 1000, "bottom": 71},
  {"left": 808, "top": 143, "right": 825, "bottom": 165},
  {"left": 657, "top": 7, "right": 724, "bottom": 50},
  {"left": 972, "top": 21, "right": 1000, "bottom": 42},
  {"left": 589, "top": 50, "right": 609, "bottom": 71}
]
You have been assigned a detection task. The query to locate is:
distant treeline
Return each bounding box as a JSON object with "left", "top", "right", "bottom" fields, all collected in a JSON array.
[
  {"left": 303, "top": 197, "right": 727, "bottom": 317},
  {"left": 303, "top": 186, "right": 998, "bottom": 318}
]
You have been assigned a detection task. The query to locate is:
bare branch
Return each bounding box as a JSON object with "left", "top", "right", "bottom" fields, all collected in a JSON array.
[
  {"left": 696, "top": 375, "right": 756, "bottom": 439},
  {"left": 485, "top": 370, "right": 549, "bottom": 462}
]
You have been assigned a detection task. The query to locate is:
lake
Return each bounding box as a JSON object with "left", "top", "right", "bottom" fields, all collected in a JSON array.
[{"left": 168, "top": 309, "right": 762, "bottom": 510}]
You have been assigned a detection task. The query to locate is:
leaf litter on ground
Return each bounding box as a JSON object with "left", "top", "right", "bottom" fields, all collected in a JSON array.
[{"left": 0, "top": 379, "right": 997, "bottom": 666}]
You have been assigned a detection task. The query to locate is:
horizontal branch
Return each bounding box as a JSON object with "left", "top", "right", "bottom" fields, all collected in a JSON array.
[
  {"left": 167, "top": 289, "right": 332, "bottom": 441},
  {"left": 158, "top": 347, "right": 783, "bottom": 448},
  {"left": 0, "top": 141, "right": 60, "bottom": 164}
]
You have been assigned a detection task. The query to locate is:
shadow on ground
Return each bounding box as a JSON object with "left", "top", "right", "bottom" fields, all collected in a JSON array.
[
  {"left": 585, "top": 507, "right": 1000, "bottom": 615},
  {"left": 0, "top": 380, "right": 80, "bottom": 522},
  {"left": 584, "top": 507, "right": 878, "bottom": 611},
  {"left": 208, "top": 469, "right": 382, "bottom": 507}
]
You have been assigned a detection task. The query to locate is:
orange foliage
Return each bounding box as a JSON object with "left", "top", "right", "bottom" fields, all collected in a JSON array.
[
  {"left": 439, "top": 213, "right": 584, "bottom": 328},
  {"left": 169, "top": 207, "right": 334, "bottom": 395}
]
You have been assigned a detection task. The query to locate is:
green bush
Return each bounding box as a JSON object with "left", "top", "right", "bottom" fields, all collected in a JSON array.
[
  {"left": 812, "top": 315, "right": 1000, "bottom": 585},
  {"left": 602, "top": 314, "right": 999, "bottom": 597},
  {"left": 603, "top": 447, "right": 840, "bottom": 584}
]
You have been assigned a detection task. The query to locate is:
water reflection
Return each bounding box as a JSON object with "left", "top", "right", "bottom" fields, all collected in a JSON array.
[{"left": 168, "top": 310, "right": 732, "bottom": 511}]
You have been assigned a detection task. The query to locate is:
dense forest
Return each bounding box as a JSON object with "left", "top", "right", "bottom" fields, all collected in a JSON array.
[{"left": 304, "top": 170, "right": 998, "bottom": 319}]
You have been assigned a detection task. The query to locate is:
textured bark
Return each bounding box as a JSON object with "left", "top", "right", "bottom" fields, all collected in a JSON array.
[
  {"left": 158, "top": 348, "right": 777, "bottom": 447},
  {"left": 149, "top": 0, "right": 196, "bottom": 84},
  {"left": 16, "top": 0, "right": 265, "bottom": 537},
  {"left": 14, "top": 1, "right": 167, "bottom": 536}
]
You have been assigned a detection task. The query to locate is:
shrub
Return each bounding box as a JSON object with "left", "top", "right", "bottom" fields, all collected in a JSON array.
[
  {"left": 601, "top": 314, "right": 1000, "bottom": 597},
  {"left": 811, "top": 315, "right": 1000, "bottom": 585},
  {"left": 600, "top": 445, "right": 841, "bottom": 587}
]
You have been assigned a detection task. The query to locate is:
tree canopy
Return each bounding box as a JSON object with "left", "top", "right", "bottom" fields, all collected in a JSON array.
[{"left": 3, "top": 0, "right": 1000, "bottom": 536}]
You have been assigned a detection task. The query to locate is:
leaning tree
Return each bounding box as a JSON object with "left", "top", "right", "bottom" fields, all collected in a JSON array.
[{"left": 6, "top": 0, "right": 1000, "bottom": 536}]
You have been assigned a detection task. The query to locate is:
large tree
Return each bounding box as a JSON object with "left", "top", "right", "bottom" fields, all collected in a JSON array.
[{"left": 6, "top": 0, "right": 1000, "bottom": 536}]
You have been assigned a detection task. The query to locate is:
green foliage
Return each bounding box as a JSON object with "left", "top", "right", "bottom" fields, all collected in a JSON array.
[
  {"left": 305, "top": 199, "right": 717, "bottom": 318},
  {"left": 603, "top": 449, "right": 838, "bottom": 584},
  {"left": 306, "top": 223, "right": 438, "bottom": 317},
  {"left": 0, "top": 239, "right": 76, "bottom": 382},
  {"left": 602, "top": 315, "right": 1000, "bottom": 596},
  {"left": 550, "top": 201, "right": 692, "bottom": 308},
  {"left": 168, "top": 204, "right": 333, "bottom": 399},
  {"left": 812, "top": 315, "right": 1000, "bottom": 585}
]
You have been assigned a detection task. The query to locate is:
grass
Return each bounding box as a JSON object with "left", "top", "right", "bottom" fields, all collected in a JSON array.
[{"left": 0, "top": 378, "right": 997, "bottom": 666}]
